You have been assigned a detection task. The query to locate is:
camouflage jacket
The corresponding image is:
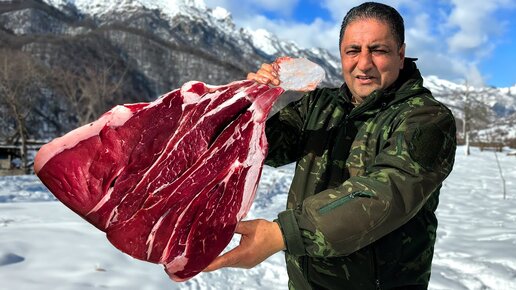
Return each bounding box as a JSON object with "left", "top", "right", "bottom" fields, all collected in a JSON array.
[{"left": 265, "top": 59, "right": 456, "bottom": 290}]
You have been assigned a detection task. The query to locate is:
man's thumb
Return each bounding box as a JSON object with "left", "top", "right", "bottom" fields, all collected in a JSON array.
[{"left": 234, "top": 220, "right": 251, "bottom": 234}]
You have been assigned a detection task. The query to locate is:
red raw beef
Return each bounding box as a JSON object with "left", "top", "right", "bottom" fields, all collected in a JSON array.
[{"left": 34, "top": 57, "right": 324, "bottom": 281}]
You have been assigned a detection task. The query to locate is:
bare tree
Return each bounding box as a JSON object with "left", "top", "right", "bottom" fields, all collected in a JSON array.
[
  {"left": 81, "top": 61, "right": 127, "bottom": 125},
  {"left": 52, "top": 66, "right": 88, "bottom": 126},
  {"left": 53, "top": 60, "right": 127, "bottom": 126},
  {"left": 441, "top": 82, "right": 494, "bottom": 155},
  {"left": 0, "top": 49, "right": 42, "bottom": 172}
]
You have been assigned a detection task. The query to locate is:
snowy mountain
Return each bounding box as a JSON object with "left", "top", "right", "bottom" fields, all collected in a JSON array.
[
  {"left": 0, "top": 0, "right": 343, "bottom": 141},
  {"left": 39, "top": 0, "right": 342, "bottom": 71},
  {"left": 4, "top": 0, "right": 342, "bottom": 84},
  {"left": 425, "top": 75, "right": 516, "bottom": 116},
  {"left": 0, "top": 0, "right": 514, "bottom": 144},
  {"left": 424, "top": 75, "right": 516, "bottom": 143}
]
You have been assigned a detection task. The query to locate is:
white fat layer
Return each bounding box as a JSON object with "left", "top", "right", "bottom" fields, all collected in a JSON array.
[
  {"left": 165, "top": 254, "right": 189, "bottom": 273},
  {"left": 237, "top": 122, "right": 266, "bottom": 220},
  {"left": 92, "top": 187, "right": 115, "bottom": 228},
  {"left": 34, "top": 105, "right": 135, "bottom": 173},
  {"left": 159, "top": 140, "right": 243, "bottom": 264},
  {"left": 85, "top": 166, "right": 125, "bottom": 228},
  {"left": 180, "top": 81, "right": 204, "bottom": 104},
  {"left": 142, "top": 93, "right": 165, "bottom": 109},
  {"left": 179, "top": 80, "right": 249, "bottom": 105},
  {"left": 141, "top": 82, "right": 258, "bottom": 196},
  {"left": 133, "top": 84, "right": 229, "bottom": 195},
  {"left": 278, "top": 57, "right": 325, "bottom": 91},
  {"left": 145, "top": 208, "right": 171, "bottom": 260},
  {"left": 160, "top": 195, "right": 194, "bottom": 262},
  {"left": 139, "top": 81, "right": 258, "bottom": 197}
]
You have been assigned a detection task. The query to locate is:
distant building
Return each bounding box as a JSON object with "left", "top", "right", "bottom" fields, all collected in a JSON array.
[
  {"left": 0, "top": 145, "right": 23, "bottom": 175},
  {"left": 0, "top": 141, "right": 45, "bottom": 175}
]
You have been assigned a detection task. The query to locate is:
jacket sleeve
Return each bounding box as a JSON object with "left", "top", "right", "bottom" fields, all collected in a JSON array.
[
  {"left": 264, "top": 91, "right": 312, "bottom": 168},
  {"left": 276, "top": 103, "right": 457, "bottom": 257}
]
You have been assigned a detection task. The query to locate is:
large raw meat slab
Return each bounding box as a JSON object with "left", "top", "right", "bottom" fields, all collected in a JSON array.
[{"left": 34, "top": 57, "right": 325, "bottom": 281}]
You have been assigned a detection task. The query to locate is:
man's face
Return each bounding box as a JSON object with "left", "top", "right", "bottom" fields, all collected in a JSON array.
[{"left": 340, "top": 18, "right": 405, "bottom": 99}]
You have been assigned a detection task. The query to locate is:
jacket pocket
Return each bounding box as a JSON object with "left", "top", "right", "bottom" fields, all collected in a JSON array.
[{"left": 318, "top": 191, "right": 374, "bottom": 215}]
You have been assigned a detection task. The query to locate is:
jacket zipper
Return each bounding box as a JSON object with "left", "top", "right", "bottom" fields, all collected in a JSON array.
[
  {"left": 318, "top": 191, "right": 374, "bottom": 215},
  {"left": 301, "top": 255, "right": 309, "bottom": 279},
  {"left": 371, "top": 246, "right": 382, "bottom": 290}
]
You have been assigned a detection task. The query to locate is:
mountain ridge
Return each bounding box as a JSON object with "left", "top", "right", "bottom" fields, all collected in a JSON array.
[{"left": 0, "top": 0, "right": 514, "bottom": 145}]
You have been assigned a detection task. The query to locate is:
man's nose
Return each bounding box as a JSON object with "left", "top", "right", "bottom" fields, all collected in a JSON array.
[{"left": 357, "top": 51, "right": 373, "bottom": 71}]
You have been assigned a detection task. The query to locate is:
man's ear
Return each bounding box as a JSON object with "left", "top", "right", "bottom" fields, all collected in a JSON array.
[{"left": 399, "top": 43, "right": 406, "bottom": 69}]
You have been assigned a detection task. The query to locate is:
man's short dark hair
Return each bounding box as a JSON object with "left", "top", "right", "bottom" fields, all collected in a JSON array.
[{"left": 339, "top": 2, "right": 405, "bottom": 49}]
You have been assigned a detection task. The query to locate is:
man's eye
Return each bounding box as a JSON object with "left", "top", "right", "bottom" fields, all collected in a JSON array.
[
  {"left": 346, "top": 50, "right": 359, "bottom": 55},
  {"left": 372, "top": 50, "right": 388, "bottom": 55}
]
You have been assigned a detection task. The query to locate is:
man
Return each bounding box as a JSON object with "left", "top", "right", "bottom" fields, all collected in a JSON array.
[{"left": 204, "top": 2, "right": 456, "bottom": 289}]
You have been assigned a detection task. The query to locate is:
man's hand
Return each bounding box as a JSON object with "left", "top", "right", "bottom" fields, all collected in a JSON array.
[
  {"left": 203, "top": 219, "right": 286, "bottom": 271},
  {"left": 247, "top": 62, "right": 281, "bottom": 86}
]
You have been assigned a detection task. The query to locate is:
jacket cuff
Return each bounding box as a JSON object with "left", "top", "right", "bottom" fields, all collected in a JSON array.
[{"left": 276, "top": 209, "right": 305, "bottom": 256}]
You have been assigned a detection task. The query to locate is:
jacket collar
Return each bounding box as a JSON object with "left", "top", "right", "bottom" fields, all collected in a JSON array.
[{"left": 338, "top": 58, "right": 431, "bottom": 117}]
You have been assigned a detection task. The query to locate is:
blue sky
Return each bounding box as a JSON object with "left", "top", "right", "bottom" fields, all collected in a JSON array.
[{"left": 204, "top": 0, "right": 516, "bottom": 88}]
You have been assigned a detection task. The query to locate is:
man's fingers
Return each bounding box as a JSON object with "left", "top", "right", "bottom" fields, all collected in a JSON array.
[
  {"left": 202, "top": 256, "right": 223, "bottom": 272},
  {"left": 247, "top": 72, "right": 272, "bottom": 84},
  {"left": 259, "top": 63, "right": 279, "bottom": 82},
  {"left": 202, "top": 220, "right": 283, "bottom": 273},
  {"left": 247, "top": 72, "right": 257, "bottom": 81},
  {"left": 272, "top": 62, "right": 280, "bottom": 72},
  {"left": 247, "top": 63, "right": 280, "bottom": 85},
  {"left": 203, "top": 247, "right": 242, "bottom": 272},
  {"left": 260, "top": 63, "right": 274, "bottom": 73}
]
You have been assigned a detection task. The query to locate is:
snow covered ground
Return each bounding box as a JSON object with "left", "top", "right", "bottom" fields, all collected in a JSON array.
[{"left": 1, "top": 146, "right": 515, "bottom": 290}]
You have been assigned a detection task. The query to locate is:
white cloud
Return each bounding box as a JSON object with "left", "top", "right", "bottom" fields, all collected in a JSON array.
[
  {"left": 320, "top": 0, "right": 363, "bottom": 21},
  {"left": 205, "top": 0, "right": 341, "bottom": 55},
  {"left": 406, "top": 13, "right": 435, "bottom": 48},
  {"left": 247, "top": 0, "right": 299, "bottom": 15},
  {"left": 415, "top": 51, "right": 485, "bottom": 87},
  {"left": 236, "top": 14, "right": 340, "bottom": 55},
  {"left": 204, "top": 0, "right": 299, "bottom": 18},
  {"left": 445, "top": 0, "right": 507, "bottom": 54},
  {"left": 404, "top": 12, "right": 485, "bottom": 86},
  {"left": 203, "top": 0, "right": 253, "bottom": 18},
  {"left": 203, "top": 0, "right": 513, "bottom": 86},
  {"left": 320, "top": 0, "right": 417, "bottom": 21}
]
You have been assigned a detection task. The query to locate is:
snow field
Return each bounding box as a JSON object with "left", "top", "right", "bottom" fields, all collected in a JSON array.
[{"left": 1, "top": 146, "right": 515, "bottom": 289}]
